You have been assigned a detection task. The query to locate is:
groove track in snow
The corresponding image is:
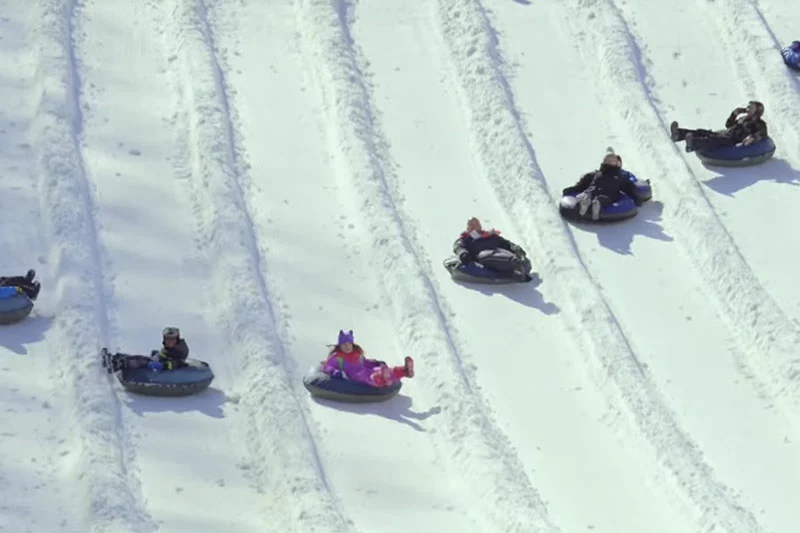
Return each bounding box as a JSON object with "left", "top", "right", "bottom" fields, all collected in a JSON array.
[
  {"left": 433, "top": 0, "right": 766, "bottom": 530},
  {"left": 749, "top": 2, "right": 800, "bottom": 99},
  {"left": 297, "top": 1, "right": 559, "bottom": 531},
  {"left": 702, "top": 0, "right": 800, "bottom": 151},
  {"left": 594, "top": 0, "right": 800, "bottom": 412},
  {"left": 153, "top": 0, "right": 353, "bottom": 530},
  {"left": 30, "top": 0, "right": 154, "bottom": 531}
]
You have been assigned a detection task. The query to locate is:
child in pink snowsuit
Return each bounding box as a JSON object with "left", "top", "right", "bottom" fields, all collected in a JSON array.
[{"left": 322, "top": 330, "right": 414, "bottom": 387}]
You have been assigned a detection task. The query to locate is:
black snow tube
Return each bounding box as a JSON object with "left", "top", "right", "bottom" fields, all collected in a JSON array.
[
  {"left": 101, "top": 348, "right": 215, "bottom": 397},
  {"left": 443, "top": 249, "right": 533, "bottom": 284},
  {"left": 303, "top": 364, "right": 401, "bottom": 403}
]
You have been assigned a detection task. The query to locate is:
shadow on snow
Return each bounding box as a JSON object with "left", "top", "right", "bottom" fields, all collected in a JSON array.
[
  {"left": 122, "top": 386, "right": 227, "bottom": 419},
  {"left": 0, "top": 315, "right": 52, "bottom": 355},
  {"left": 568, "top": 200, "right": 673, "bottom": 255},
  {"left": 702, "top": 157, "right": 800, "bottom": 197},
  {"left": 311, "top": 394, "right": 442, "bottom": 432}
]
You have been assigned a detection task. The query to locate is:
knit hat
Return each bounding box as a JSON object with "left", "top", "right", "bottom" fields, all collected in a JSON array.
[{"left": 338, "top": 330, "right": 354, "bottom": 344}]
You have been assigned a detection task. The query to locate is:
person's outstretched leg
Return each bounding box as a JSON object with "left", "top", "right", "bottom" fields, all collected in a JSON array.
[
  {"left": 590, "top": 194, "right": 615, "bottom": 221},
  {"left": 670, "top": 121, "right": 714, "bottom": 142},
  {"left": 390, "top": 356, "right": 414, "bottom": 380},
  {"left": 686, "top": 134, "right": 736, "bottom": 153}
]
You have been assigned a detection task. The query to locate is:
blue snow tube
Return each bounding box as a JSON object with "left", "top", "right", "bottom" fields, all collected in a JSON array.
[
  {"left": 559, "top": 171, "right": 651, "bottom": 223},
  {"left": 782, "top": 43, "right": 800, "bottom": 71},
  {"left": 0, "top": 288, "right": 34, "bottom": 325},
  {"left": 104, "top": 349, "right": 215, "bottom": 397},
  {"left": 696, "top": 137, "right": 776, "bottom": 167},
  {"left": 303, "top": 363, "right": 401, "bottom": 403},
  {"left": 626, "top": 171, "right": 652, "bottom": 203}
]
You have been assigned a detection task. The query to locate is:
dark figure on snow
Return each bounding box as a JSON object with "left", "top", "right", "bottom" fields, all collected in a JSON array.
[
  {"left": 0, "top": 269, "right": 40, "bottom": 301},
  {"left": 453, "top": 217, "right": 532, "bottom": 281},
  {"left": 783, "top": 41, "right": 800, "bottom": 69},
  {"left": 670, "top": 101, "right": 767, "bottom": 153},
  {"left": 153, "top": 326, "right": 189, "bottom": 370},
  {"left": 105, "top": 327, "right": 189, "bottom": 372},
  {"left": 562, "top": 153, "right": 641, "bottom": 221}
]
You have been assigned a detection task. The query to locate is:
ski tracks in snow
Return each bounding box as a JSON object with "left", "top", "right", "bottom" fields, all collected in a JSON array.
[
  {"left": 297, "top": 1, "right": 558, "bottom": 531},
  {"left": 153, "top": 0, "right": 352, "bottom": 531},
  {"left": 592, "top": 0, "right": 800, "bottom": 418},
  {"left": 29, "top": 0, "right": 154, "bottom": 531},
  {"left": 433, "top": 0, "right": 766, "bottom": 531}
]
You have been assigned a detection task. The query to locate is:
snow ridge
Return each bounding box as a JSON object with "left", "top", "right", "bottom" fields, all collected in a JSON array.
[
  {"left": 433, "top": 0, "right": 766, "bottom": 531},
  {"left": 297, "top": 0, "right": 561, "bottom": 531},
  {"left": 155, "top": 1, "right": 353, "bottom": 531},
  {"left": 29, "top": 0, "right": 154, "bottom": 531},
  {"left": 594, "top": 0, "right": 800, "bottom": 408}
]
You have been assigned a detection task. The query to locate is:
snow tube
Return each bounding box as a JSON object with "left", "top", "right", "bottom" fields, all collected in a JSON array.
[
  {"left": 101, "top": 348, "right": 214, "bottom": 397},
  {"left": 559, "top": 194, "right": 638, "bottom": 222},
  {"left": 0, "top": 288, "right": 33, "bottom": 325},
  {"left": 303, "top": 363, "right": 401, "bottom": 403},
  {"left": 626, "top": 172, "right": 652, "bottom": 203},
  {"left": 559, "top": 171, "right": 651, "bottom": 223},
  {"left": 443, "top": 249, "right": 533, "bottom": 284},
  {"left": 696, "top": 137, "right": 776, "bottom": 167}
]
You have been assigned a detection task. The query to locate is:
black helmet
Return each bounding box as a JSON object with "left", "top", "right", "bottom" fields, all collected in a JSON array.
[{"left": 162, "top": 326, "right": 180, "bottom": 340}]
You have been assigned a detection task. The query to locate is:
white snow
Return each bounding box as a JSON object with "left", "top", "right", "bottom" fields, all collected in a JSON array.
[{"left": 1, "top": 0, "right": 800, "bottom": 531}]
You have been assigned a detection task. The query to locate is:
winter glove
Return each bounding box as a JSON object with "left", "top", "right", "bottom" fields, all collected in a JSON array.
[
  {"left": 148, "top": 361, "right": 164, "bottom": 371},
  {"left": 459, "top": 251, "right": 470, "bottom": 263},
  {"left": 331, "top": 369, "right": 346, "bottom": 379}
]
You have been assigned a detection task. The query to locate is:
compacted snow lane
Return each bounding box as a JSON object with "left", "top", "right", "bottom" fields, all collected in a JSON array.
[
  {"left": 74, "top": 0, "right": 268, "bottom": 530},
  {"left": 347, "top": 1, "right": 698, "bottom": 532}
]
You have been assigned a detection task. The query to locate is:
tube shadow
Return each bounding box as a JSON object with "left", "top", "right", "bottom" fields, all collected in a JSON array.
[
  {"left": 568, "top": 200, "right": 673, "bottom": 255},
  {"left": 123, "top": 386, "right": 226, "bottom": 418},
  {"left": 453, "top": 276, "right": 559, "bottom": 314},
  {"left": 311, "top": 394, "right": 442, "bottom": 432},
  {"left": 702, "top": 158, "right": 800, "bottom": 196},
  {"left": 0, "top": 314, "right": 52, "bottom": 355}
]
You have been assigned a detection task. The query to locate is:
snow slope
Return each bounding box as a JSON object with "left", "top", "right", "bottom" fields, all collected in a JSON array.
[{"left": 1, "top": 0, "right": 800, "bottom": 531}]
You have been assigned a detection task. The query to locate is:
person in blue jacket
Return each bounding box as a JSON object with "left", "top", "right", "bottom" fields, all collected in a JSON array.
[{"left": 783, "top": 41, "right": 800, "bottom": 69}]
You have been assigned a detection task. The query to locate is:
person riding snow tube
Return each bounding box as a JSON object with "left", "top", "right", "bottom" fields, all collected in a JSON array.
[
  {"left": 303, "top": 330, "right": 414, "bottom": 403},
  {"left": 100, "top": 327, "right": 213, "bottom": 396},
  {"left": 0, "top": 284, "right": 35, "bottom": 325},
  {"left": 783, "top": 41, "right": 800, "bottom": 70},
  {"left": 559, "top": 153, "right": 647, "bottom": 223},
  {"left": 0, "top": 268, "right": 40, "bottom": 301},
  {"left": 443, "top": 217, "right": 534, "bottom": 284},
  {"left": 670, "top": 101, "right": 775, "bottom": 166}
]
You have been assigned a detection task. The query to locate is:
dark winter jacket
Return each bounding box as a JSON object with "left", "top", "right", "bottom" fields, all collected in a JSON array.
[
  {"left": 723, "top": 108, "right": 767, "bottom": 143},
  {"left": 158, "top": 339, "right": 189, "bottom": 369},
  {"left": 454, "top": 230, "right": 519, "bottom": 261},
  {"left": 562, "top": 164, "right": 640, "bottom": 204}
]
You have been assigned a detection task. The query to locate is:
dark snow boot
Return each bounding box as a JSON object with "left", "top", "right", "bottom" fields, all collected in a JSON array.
[
  {"left": 685, "top": 133, "right": 695, "bottom": 153},
  {"left": 670, "top": 121, "right": 680, "bottom": 141},
  {"left": 24, "top": 282, "right": 40, "bottom": 301}
]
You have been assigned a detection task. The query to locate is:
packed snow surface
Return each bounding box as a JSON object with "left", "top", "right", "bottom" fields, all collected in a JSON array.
[{"left": 2, "top": 0, "right": 800, "bottom": 531}]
